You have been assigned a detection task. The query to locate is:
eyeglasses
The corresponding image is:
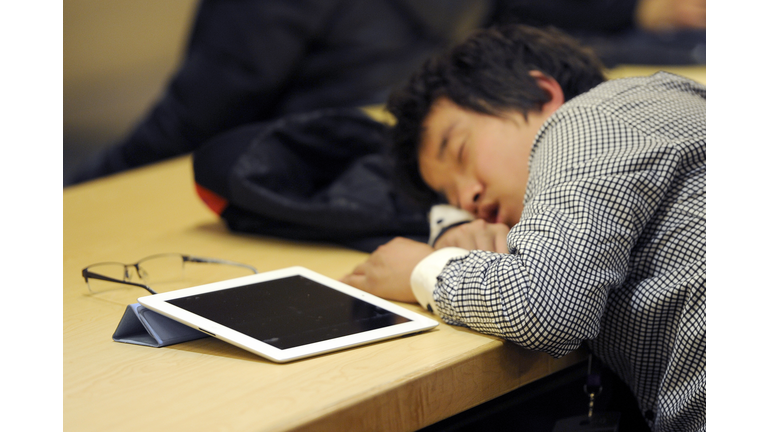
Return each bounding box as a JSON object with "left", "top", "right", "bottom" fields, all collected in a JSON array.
[{"left": 82, "top": 253, "right": 258, "bottom": 295}]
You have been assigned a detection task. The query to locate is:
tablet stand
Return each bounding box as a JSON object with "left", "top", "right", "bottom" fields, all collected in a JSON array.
[{"left": 113, "top": 303, "right": 208, "bottom": 347}]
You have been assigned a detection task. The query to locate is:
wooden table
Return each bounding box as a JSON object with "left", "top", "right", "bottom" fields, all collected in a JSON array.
[{"left": 63, "top": 156, "right": 585, "bottom": 431}]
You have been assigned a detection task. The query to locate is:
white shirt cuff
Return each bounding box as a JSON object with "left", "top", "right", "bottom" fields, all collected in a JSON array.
[
  {"left": 427, "top": 204, "right": 475, "bottom": 246},
  {"left": 410, "top": 247, "right": 469, "bottom": 313}
]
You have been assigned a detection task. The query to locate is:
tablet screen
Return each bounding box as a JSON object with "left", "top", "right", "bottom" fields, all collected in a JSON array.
[{"left": 167, "top": 275, "right": 412, "bottom": 350}]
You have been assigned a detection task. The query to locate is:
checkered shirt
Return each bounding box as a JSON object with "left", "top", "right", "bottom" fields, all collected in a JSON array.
[{"left": 432, "top": 72, "right": 705, "bottom": 431}]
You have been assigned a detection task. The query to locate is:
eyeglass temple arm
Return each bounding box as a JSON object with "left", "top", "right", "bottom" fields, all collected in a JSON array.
[
  {"left": 82, "top": 269, "right": 158, "bottom": 295},
  {"left": 182, "top": 256, "right": 258, "bottom": 274}
]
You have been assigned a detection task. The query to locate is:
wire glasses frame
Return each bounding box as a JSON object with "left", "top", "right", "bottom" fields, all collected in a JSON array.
[{"left": 82, "top": 253, "right": 258, "bottom": 295}]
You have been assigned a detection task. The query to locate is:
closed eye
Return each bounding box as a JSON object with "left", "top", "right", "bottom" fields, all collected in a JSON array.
[{"left": 457, "top": 141, "right": 467, "bottom": 165}]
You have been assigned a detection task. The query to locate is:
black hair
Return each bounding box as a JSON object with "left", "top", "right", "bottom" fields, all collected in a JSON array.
[{"left": 387, "top": 24, "right": 606, "bottom": 203}]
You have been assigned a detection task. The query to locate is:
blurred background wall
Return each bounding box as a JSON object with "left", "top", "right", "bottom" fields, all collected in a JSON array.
[{"left": 64, "top": 0, "right": 197, "bottom": 185}]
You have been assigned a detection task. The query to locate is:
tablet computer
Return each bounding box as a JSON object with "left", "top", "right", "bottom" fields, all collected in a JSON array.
[{"left": 138, "top": 266, "right": 438, "bottom": 363}]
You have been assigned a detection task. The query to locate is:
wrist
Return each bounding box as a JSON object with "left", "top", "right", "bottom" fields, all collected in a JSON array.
[{"left": 410, "top": 247, "right": 469, "bottom": 313}]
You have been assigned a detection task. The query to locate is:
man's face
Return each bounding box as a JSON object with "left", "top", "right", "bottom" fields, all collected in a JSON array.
[{"left": 418, "top": 97, "right": 552, "bottom": 227}]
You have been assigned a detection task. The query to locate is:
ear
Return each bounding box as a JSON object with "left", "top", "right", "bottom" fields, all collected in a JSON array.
[{"left": 529, "top": 71, "right": 565, "bottom": 115}]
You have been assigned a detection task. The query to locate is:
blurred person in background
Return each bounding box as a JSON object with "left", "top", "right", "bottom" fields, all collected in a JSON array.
[
  {"left": 68, "top": 0, "right": 492, "bottom": 185},
  {"left": 68, "top": 0, "right": 704, "bottom": 185}
]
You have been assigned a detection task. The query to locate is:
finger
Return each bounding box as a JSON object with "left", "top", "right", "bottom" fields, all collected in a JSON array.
[
  {"left": 340, "top": 273, "right": 366, "bottom": 289},
  {"left": 495, "top": 232, "right": 509, "bottom": 253},
  {"left": 471, "top": 232, "right": 493, "bottom": 251},
  {"left": 457, "top": 235, "right": 479, "bottom": 251},
  {"left": 349, "top": 261, "right": 370, "bottom": 275},
  {"left": 433, "top": 229, "right": 454, "bottom": 249},
  {"left": 435, "top": 233, "right": 458, "bottom": 250}
]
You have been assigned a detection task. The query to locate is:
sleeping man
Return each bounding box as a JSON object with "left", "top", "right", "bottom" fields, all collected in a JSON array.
[{"left": 342, "top": 25, "right": 705, "bottom": 432}]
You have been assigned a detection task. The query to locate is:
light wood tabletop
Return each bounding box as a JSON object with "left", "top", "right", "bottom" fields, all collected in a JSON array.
[{"left": 63, "top": 156, "right": 585, "bottom": 432}]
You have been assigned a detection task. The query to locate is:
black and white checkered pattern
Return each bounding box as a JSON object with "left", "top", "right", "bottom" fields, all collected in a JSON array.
[{"left": 433, "top": 72, "right": 705, "bottom": 431}]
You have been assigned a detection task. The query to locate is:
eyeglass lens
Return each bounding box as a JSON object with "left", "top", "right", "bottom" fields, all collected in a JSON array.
[
  {"left": 85, "top": 254, "right": 256, "bottom": 294},
  {"left": 85, "top": 254, "right": 185, "bottom": 293},
  {"left": 136, "top": 254, "right": 186, "bottom": 284}
]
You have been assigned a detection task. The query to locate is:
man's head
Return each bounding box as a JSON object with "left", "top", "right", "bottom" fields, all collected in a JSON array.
[{"left": 387, "top": 25, "right": 605, "bottom": 224}]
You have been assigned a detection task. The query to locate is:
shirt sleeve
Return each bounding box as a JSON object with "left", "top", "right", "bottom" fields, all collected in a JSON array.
[
  {"left": 410, "top": 247, "right": 470, "bottom": 312},
  {"left": 430, "top": 105, "right": 685, "bottom": 358}
]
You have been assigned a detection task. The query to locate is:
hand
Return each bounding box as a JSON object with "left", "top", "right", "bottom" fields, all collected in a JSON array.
[
  {"left": 341, "top": 237, "right": 434, "bottom": 303},
  {"left": 434, "top": 219, "right": 511, "bottom": 253},
  {"left": 635, "top": 0, "right": 706, "bottom": 31}
]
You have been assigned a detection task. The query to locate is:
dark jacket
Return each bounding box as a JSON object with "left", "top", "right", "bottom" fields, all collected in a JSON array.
[{"left": 193, "top": 108, "right": 430, "bottom": 252}]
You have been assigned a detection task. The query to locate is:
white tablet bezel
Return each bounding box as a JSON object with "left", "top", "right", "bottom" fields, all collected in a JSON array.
[{"left": 138, "top": 266, "right": 438, "bottom": 363}]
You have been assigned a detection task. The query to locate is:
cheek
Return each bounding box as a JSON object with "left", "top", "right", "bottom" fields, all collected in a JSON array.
[{"left": 473, "top": 139, "right": 512, "bottom": 182}]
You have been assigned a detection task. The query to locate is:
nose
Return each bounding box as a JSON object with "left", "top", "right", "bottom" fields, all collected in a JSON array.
[{"left": 457, "top": 181, "right": 482, "bottom": 215}]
